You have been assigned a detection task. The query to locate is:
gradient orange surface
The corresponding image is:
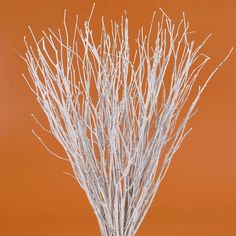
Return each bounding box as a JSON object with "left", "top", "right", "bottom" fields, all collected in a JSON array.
[{"left": 0, "top": 0, "right": 236, "bottom": 235}]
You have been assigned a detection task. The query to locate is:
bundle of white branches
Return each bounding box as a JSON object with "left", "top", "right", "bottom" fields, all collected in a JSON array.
[{"left": 22, "top": 5, "right": 232, "bottom": 236}]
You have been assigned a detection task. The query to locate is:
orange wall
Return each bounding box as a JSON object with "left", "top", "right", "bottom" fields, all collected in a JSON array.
[{"left": 0, "top": 0, "right": 236, "bottom": 235}]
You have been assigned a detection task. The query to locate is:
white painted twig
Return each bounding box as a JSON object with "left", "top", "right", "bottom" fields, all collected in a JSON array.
[{"left": 22, "top": 7, "right": 233, "bottom": 236}]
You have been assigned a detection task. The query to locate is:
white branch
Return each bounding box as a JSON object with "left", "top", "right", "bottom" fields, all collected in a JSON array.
[{"left": 22, "top": 8, "right": 232, "bottom": 236}]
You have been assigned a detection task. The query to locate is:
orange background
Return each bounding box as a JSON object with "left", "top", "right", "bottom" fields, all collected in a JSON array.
[{"left": 0, "top": 0, "right": 236, "bottom": 235}]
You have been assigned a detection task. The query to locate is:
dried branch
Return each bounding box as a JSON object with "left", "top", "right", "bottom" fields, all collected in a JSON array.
[{"left": 22, "top": 7, "right": 233, "bottom": 236}]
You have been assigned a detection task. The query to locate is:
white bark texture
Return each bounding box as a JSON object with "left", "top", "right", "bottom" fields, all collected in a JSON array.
[{"left": 22, "top": 7, "right": 232, "bottom": 236}]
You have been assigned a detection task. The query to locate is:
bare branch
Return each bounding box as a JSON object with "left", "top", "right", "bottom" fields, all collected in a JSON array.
[{"left": 22, "top": 8, "right": 232, "bottom": 236}]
